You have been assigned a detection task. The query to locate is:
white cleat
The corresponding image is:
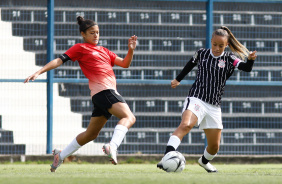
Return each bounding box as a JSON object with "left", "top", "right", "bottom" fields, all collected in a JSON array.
[
  {"left": 50, "top": 149, "right": 63, "bottom": 172},
  {"left": 198, "top": 157, "right": 218, "bottom": 173},
  {"left": 102, "top": 143, "right": 118, "bottom": 165}
]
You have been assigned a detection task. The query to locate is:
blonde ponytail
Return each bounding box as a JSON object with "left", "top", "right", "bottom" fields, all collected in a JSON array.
[{"left": 213, "top": 26, "right": 249, "bottom": 60}]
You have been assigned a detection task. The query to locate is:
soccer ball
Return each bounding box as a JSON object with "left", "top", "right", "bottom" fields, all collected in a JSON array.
[{"left": 161, "top": 151, "right": 186, "bottom": 172}]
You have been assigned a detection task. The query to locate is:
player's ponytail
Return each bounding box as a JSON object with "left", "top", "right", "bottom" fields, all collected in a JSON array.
[
  {"left": 213, "top": 26, "right": 249, "bottom": 60},
  {"left": 76, "top": 16, "right": 98, "bottom": 33}
]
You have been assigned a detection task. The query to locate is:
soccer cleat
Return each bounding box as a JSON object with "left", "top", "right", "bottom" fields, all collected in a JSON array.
[
  {"left": 102, "top": 143, "right": 118, "bottom": 165},
  {"left": 157, "top": 161, "right": 164, "bottom": 170},
  {"left": 50, "top": 149, "right": 63, "bottom": 172},
  {"left": 198, "top": 157, "right": 218, "bottom": 173}
]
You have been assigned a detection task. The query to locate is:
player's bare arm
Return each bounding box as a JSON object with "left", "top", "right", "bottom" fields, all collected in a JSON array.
[
  {"left": 24, "top": 58, "right": 63, "bottom": 83},
  {"left": 114, "top": 35, "right": 137, "bottom": 68}
]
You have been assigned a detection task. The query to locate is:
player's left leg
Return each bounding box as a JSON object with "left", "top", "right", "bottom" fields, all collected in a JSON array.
[
  {"left": 50, "top": 116, "right": 108, "bottom": 172},
  {"left": 103, "top": 102, "right": 136, "bottom": 165},
  {"left": 198, "top": 129, "right": 221, "bottom": 172}
]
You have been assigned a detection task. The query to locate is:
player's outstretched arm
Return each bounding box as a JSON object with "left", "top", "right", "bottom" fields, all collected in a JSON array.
[
  {"left": 114, "top": 35, "right": 137, "bottom": 68},
  {"left": 24, "top": 58, "right": 63, "bottom": 83}
]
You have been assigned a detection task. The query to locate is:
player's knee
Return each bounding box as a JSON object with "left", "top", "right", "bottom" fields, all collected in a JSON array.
[
  {"left": 88, "top": 133, "right": 99, "bottom": 141},
  {"left": 79, "top": 131, "right": 99, "bottom": 145},
  {"left": 128, "top": 114, "right": 136, "bottom": 125},
  {"left": 180, "top": 123, "right": 194, "bottom": 132}
]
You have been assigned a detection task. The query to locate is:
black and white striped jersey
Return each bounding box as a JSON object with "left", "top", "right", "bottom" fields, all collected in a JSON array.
[{"left": 176, "top": 48, "right": 248, "bottom": 106}]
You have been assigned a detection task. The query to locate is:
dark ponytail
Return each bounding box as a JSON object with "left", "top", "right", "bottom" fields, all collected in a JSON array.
[
  {"left": 212, "top": 26, "right": 249, "bottom": 60},
  {"left": 76, "top": 16, "right": 98, "bottom": 33}
]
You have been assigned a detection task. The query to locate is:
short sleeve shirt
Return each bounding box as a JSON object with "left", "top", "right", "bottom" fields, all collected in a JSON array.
[{"left": 65, "top": 43, "right": 117, "bottom": 96}]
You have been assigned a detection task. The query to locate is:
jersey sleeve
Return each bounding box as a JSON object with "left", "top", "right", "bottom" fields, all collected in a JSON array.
[
  {"left": 175, "top": 57, "right": 197, "bottom": 82},
  {"left": 175, "top": 49, "right": 203, "bottom": 82},
  {"left": 191, "top": 48, "right": 203, "bottom": 64},
  {"left": 229, "top": 53, "right": 244, "bottom": 68},
  {"left": 64, "top": 44, "right": 83, "bottom": 62},
  {"left": 103, "top": 47, "right": 117, "bottom": 66}
]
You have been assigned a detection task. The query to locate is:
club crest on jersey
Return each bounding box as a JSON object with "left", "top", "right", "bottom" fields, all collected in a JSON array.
[
  {"left": 194, "top": 104, "right": 200, "bottom": 111},
  {"left": 218, "top": 60, "right": 226, "bottom": 68}
]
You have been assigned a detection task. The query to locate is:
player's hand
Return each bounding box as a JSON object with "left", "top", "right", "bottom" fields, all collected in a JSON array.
[
  {"left": 128, "top": 35, "right": 137, "bottom": 51},
  {"left": 24, "top": 73, "right": 39, "bottom": 83},
  {"left": 248, "top": 51, "right": 257, "bottom": 60},
  {"left": 171, "top": 79, "right": 180, "bottom": 88}
]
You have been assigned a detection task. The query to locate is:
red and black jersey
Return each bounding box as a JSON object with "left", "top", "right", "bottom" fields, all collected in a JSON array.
[{"left": 64, "top": 43, "right": 117, "bottom": 96}]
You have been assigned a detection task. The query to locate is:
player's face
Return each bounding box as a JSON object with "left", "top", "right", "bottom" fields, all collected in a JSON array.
[
  {"left": 211, "top": 35, "right": 228, "bottom": 56},
  {"left": 82, "top": 25, "right": 99, "bottom": 45}
]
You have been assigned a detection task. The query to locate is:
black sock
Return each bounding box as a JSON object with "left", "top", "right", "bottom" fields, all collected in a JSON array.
[
  {"left": 164, "top": 146, "right": 175, "bottom": 155},
  {"left": 201, "top": 155, "right": 209, "bottom": 164}
]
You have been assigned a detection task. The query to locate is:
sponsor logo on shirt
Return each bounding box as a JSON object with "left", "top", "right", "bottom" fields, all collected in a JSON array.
[
  {"left": 92, "top": 51, "right": 99, "bottom": 56},
  {"left": 218, "top": 59, "right": 226, "bottom": 68}
]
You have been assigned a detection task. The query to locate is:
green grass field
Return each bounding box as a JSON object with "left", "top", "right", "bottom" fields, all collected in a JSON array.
[{"left": 0, "top": 163, "right": 281, "bottom": 184}]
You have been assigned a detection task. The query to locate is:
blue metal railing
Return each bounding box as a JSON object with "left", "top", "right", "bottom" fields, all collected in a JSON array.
[
  {"left": 4, "top": 79, "right": 282, "bottom": 86},
  {"left": 46, "top": 0, "right": 54, "bottom": 154}
]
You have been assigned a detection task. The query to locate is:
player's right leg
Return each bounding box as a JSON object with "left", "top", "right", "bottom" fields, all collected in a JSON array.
[
  {"left": 102, "top": 143, "right": 118, "bottom": 165},
  {"left": 90, "top": 89, "right": 135, "bottom": 165},
  {"left": 157, "top": 110, "right": 197, "bottom": 170},
  {"left": 105, "top": 102, "right": 136, "bottom": 165}
]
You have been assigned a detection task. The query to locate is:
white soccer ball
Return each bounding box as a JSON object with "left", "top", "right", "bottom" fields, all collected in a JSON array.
[{"left": 161, "top": 151, "right": 186, "bottom": 172}]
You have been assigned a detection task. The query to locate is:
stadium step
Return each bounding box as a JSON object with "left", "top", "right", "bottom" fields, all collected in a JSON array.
[
  {"left": 57, "top": 83, "right": 282, "bottom": 98},
  {"left": 0, "top": 129, "right": 26, "bottom": 154},
  {"left": 0, "top": 129, "right": 14, "bottom": 143},
  {"left": 82, "top": 115, "right": 282, "bottom": 129},
  {"left": 0, "top": 143, "right": 26, "bottom": 154}
]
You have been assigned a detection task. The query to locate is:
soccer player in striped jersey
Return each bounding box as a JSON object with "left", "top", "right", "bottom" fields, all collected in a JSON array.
[
  {"left": 24, "top": 16, "right": 137, "bottom": 172},
  {"left": 157, "top": 26, "right": 257, "bottom": 172}
]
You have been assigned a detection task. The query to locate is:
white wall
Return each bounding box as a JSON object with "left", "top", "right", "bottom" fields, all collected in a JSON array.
[{"left": 0, "top": 12, "right": 103, "bottom": 155}]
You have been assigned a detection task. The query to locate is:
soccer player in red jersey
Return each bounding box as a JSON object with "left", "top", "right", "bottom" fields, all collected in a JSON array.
[{"left": 24, "top": 16, "right": 137, "bottom": 172}]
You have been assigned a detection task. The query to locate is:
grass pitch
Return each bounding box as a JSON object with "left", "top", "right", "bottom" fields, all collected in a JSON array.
[{"left": 0, "top": 163, "right": 281, "bottom": 184}]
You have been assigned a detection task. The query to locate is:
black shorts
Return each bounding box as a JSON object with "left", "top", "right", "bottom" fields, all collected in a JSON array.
[{"left": 91, "top": 89, "right": 126, "bottom": 119}]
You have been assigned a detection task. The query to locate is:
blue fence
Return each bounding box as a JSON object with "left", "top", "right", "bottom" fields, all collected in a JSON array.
[{"left": 0, "top": 0, "right": 281, "bottom": 155}]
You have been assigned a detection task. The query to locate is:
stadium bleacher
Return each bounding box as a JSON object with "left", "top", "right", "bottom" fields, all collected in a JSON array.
[
  {"left": 0, "top": 129, "right": 25, "bottom": 154},
  {"left": 0, "top": 0, "right": 281, "bottom": 155}
]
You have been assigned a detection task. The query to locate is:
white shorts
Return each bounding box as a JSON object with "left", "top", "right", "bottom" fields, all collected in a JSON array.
[{"left": 182, "top": 97, "right": 223, "bottom": 130}]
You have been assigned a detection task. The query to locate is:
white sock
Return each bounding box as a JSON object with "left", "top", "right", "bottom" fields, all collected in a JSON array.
[
  {"left": 204, "top": 147, "right": 217, "bottom": 161},
  {"left": 110, "top": 124, "right": 128, "bottom": 150},
  {"left": 167, "top": 135, "right": 181, "bottom": 150},
  {"left": 60, "top": 138, "right": 82, "bottom": 160}
]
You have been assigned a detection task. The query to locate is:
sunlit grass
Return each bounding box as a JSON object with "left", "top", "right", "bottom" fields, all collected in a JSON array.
[{"left": 0, "top": 164, "right": 281, "bottom": 184}]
